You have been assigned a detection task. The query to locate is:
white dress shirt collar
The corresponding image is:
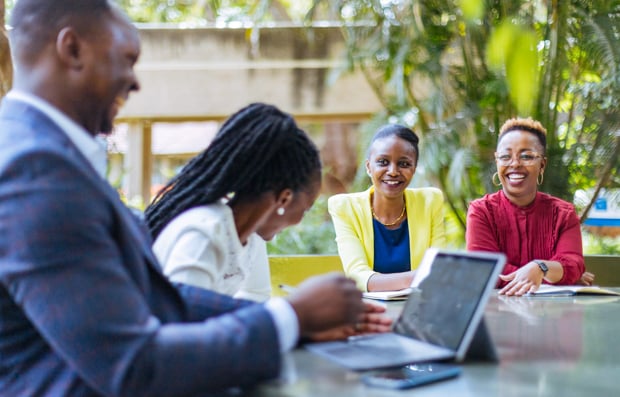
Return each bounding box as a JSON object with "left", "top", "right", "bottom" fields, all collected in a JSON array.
[{"left": 6, "top": 90, "right": 108, "bottom": 178}]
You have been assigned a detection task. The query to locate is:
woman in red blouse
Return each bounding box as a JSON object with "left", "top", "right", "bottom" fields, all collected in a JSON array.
[{"left": 466, "top": 117, "right": 594, "bottom": 296}]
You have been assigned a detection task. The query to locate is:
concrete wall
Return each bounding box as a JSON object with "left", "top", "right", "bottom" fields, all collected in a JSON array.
[{"left": 119, "top": 25, "right": 382, "bottom": 120}]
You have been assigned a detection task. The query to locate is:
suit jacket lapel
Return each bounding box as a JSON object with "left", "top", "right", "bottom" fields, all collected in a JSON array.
[{"left": 2, "top": 99, "right": 164, "bottom": 273}]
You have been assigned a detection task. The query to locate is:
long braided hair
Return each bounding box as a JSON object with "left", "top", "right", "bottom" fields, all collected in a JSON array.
[{"left": 145, "top": 103, "right": 322, "bottom": 239}]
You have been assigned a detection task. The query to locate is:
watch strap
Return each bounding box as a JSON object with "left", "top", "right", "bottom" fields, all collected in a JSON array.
[{"left": 533, "top": 260, "right": 548, "bottom": 276}]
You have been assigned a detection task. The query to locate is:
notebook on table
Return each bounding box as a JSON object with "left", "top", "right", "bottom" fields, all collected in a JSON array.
[
  {"left": 527, "top": 284, "right": 620, "bottom": 297},
  {"left": 305, "top": 249, "right": 506, "bottom": 371},
  {"left": 363, "top": 287, "right": 412, "bottom": 301}
]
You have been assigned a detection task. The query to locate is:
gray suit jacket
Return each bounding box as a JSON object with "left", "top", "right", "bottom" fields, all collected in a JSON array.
[{"left": 0, "top": 98, "right": 281, "bottom": 396}]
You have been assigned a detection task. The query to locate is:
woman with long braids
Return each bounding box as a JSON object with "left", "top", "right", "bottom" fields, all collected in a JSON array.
[{"left": 144, "top": 103, "right": 322, "bottom": 302}]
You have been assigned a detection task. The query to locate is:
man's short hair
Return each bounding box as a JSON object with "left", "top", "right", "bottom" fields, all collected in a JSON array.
[{"left": 10, "top": 0, "right": 113, "bottom": 63}]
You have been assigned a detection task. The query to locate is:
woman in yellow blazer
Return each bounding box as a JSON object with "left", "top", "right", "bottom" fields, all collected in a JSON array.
[{"left": 328, "top": 124, "right": 446, "bottom": 292}]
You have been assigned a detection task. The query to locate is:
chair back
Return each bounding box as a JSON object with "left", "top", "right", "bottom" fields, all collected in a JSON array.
[{"left": 269, "top": 255, "right": 343, "bottom": 296}]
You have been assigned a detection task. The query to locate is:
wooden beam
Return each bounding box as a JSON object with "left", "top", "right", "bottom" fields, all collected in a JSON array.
[
  {"left": 124, "top": 121, "right": 153, "bottom": 206},
  {"left": 141, "top": 122, "right": 153, "bottom": 204},
  {"left": 116, "top": 112, "right": 373, "bottom": 125}
]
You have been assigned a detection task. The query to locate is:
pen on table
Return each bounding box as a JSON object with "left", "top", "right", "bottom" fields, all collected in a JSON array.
[{"left": 279, "top": 284, "right": 297, "bottom": 294}]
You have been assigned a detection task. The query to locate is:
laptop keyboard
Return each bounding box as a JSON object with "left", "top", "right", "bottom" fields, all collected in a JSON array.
[{"left": 324, "top": 334, "right": 447, "bottom": 362}]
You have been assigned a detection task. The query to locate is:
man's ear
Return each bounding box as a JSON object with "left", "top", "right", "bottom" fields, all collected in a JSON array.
[
  {"left": 276, "top": 189, "right": 294, "bottom": 208},
  {"left": 56, "top": 27, "right": 84, "bottom": 69}
]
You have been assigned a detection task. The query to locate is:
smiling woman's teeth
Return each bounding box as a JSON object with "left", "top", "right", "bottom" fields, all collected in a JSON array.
[{"left": 507, "top": 174, "right": 525, "bottom": 181}]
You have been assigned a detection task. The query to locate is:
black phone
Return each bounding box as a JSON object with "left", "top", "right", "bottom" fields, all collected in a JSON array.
[{"left": 361, "top": 363, "right": 461, "bottom": 389}]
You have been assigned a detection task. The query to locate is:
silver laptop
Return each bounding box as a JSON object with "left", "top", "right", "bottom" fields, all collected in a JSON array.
[{"left": 305, "top": 249, "right": 505, "bottom": 371}]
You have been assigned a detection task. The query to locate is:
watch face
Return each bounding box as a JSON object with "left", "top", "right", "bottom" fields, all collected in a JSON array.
[{"left": 536, "top": 260, "right": 548, "bottom": 274}]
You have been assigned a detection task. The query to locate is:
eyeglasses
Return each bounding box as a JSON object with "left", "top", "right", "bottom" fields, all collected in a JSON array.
[{"left": 494, "top": 151, "right": 543, "bottom": 166}]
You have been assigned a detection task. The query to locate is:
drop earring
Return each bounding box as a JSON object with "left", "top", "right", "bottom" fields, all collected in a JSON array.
[{"left": 277, "top": 207, "right": 285, "bottom": 216}]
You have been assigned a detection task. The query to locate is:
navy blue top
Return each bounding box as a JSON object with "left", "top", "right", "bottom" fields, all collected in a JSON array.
[{"left": 372, "top": 219, "right": 410, "bottom": 273}]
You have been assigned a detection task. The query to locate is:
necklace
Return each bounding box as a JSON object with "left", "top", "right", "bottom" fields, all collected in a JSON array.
[{"left": 371, "top": 201, "right": 406, "bottom": 227}]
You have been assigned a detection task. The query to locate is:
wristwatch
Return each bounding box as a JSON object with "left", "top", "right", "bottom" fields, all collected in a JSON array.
[{"left": 533, "top": 260, "right": 548, "bottom": 276}]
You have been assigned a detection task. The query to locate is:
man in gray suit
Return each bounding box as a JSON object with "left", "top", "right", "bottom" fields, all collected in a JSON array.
[{"left": 0, "top": 1, "right": 385, "bottom": 395}]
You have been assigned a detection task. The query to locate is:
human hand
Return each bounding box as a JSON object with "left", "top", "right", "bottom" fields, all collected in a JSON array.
[
  {"left": 367, "top": 270, "right": 415, "bottom": 292},
  {"left": 307, "top": 301, "right": 393, "bottom": 341},
  {"left": 498, "top": 262, "right": 544, "bottom": 296},
  {"left": 577, "top": 271, "right": 595, "bottom": 286},
  {"left": 354, "top": 301, "right": 393, "bottom": 334},
  {"left": 286, "top": 272, "right": 363, "bottom": 336}
]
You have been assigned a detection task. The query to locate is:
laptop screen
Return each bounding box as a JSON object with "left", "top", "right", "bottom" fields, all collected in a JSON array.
[{"left": 393, "top": 250, "right": 503, "bottom": 353}]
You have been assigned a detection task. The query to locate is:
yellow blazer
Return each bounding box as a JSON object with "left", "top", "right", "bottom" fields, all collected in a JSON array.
[{"left": 328, "top": 187, "right": 446, "bottom": 291}]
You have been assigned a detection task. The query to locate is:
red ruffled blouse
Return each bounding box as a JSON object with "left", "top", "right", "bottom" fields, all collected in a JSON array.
[{"left": 466, "top": 190, "right": 585, "bottom": 287}]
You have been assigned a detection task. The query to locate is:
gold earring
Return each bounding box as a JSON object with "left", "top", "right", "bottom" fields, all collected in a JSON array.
[
  {"left": 492, "top": 172, "right": 502, "bottom": 186},
  {"left": 537, "top": 172, "right": 544, "bottom": 185}
]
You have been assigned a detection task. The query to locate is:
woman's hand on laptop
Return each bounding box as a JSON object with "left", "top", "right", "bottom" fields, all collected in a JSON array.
[
  {"left": 308, "top": 301, "right": 393, "bottom": 342},
  {"left": 355, "top": 301, "right": 393, "bottom": 333},
  {"left": 286, "top": 273, "right": 363, "bottom": 335}
]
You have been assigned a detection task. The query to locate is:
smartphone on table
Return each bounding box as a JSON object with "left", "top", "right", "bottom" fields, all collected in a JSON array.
[{"left": 361, "top": 363, "right": 461, "bottom": 390}]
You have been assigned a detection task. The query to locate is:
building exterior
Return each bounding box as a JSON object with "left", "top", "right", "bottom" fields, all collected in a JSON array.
[{"left": 114, "top": 24, "right": 382, "bottom": 202}]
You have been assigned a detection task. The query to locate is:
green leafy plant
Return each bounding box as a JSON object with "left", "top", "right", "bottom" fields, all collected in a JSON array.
[
  {"left": 306, "top": 0, "right": 619, "bottom": 247},
  {"left": 267, "top": 194, "right": 337, "bottom": 254}
]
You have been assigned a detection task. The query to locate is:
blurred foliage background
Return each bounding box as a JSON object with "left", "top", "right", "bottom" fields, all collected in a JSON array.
[
  {"left": 2, "top": 0, "right": 618, "bottom": 254},
  {"left": 271, "top": 0, "right": 620, "bottom": 254}
]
